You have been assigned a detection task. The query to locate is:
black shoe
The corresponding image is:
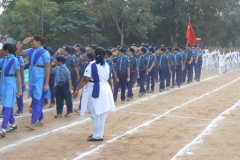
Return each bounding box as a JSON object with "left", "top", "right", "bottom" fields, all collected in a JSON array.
[
  {"left": 7, "top": 125, "right": 17, "bottom": 133},
  {"left": 87, "top": 137, "right": 103, "bottom": 141},
  {"left": 0, "top": 131, "right": 6, "bottom": 137}
]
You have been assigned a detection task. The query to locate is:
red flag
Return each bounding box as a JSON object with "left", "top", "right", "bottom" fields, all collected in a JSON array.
[{"left": 186, "top": 20, "right": 197, "bottom": 46}]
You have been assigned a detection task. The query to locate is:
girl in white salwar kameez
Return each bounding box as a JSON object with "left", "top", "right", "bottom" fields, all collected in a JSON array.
[
  {"left": 218, "top": 50, "right": 225, "bottom": 74},
  {"left": 74, "top": 47, "right": 115, "bottom": 141}
]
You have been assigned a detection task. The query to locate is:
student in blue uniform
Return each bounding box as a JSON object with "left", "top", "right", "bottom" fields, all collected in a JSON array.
[
  {"left": 14, "top": 55, "right": 26, "bottom": 116},
  {"left": 105, "top": 49, "right": 118, "bottom": 82},
  {"left": 48, "top": 47, "right": 56, "bottom": 108},
  {"left": 0, "top": 43, "right": 22, "bottom": 137},
  {"left": 138, "top": 47, "right": 148, "bottom": 97},
  {"left": 173, "top": 47, "right": 183, "bottom": 88},
  {"left": 179, "top": 46, "right": 186, "bottom": 84},
  {"left": 154, "top": 47, "right": 159, "bottom": 83},
  {"left": 146, "top": 47, "right": 156, "bottom": 93},
  {"left": 60, "top": 46, "right": 80, "bottom": 94},
  {"left": 69, "top": 46, "right": 80, "bottom": 93},
  {"left": 158, "top": 47, "right": 171, "bottom": 92},
  {"left": 197, "top": 44, "right": 203, "bottom": 81},
  {"left": 192, "top": 44, "right": 199, "bottom": 82},
  {"left": 126, "top": 47, "right": 139, "bottom": 101},
  {"left": 16, "top": 35, "right": 51, "bottom": 130},
  {"left": 51, "top": 56, "right": 73, "bottom": 118},
  {"left": 166, "top": 47, "right": 175, "bottom": 89},
  {"left": 185, "top": 44, "right": 193, "bottom": 84},
  {"left": 113, "top": 47, "right": 130, "bottom": 104}
]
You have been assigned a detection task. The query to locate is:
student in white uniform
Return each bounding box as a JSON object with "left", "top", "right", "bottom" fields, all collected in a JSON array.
[
  {"left": 224, "top": 51, "right": 230, "bottom": 73},
  {"left": 74, "top": 47, "right": 115, "bottom": 141},
  {"left": 218, "top": 50, "right": 225, "bottom": 74}
]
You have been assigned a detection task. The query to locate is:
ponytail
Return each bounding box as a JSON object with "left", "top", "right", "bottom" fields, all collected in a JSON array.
[{"left": 95, "top": 47, "right": 106, "bottom": 66}]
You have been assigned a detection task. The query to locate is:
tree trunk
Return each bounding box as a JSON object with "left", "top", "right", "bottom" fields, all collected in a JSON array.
[{"left": 121, "top": 33, "right": 124, "bottom": 45}]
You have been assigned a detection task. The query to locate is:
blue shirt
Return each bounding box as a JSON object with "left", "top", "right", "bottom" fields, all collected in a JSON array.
[
  {"left": 158, "top": 54, "right": 168, "bottom": 67},
  {"left": 192, "top": 49, "right": 198, "bottom": 60},
  {"left": 133, "top": 52, "right": 140, "bottom": 59},
  {"left": 128, "top": 56, "right": 137, "bottom": 71},
  {"left": 78, "top": 54, "right": 87, "bottom": 73},
  {"left": 180, "top": 51, "right": 186, "bottom": 60},
  {"left": 65, "top": 55, "right": 77, "bottom": 72},
  {"left": 167, "top": 52, "right": 174, "bottom": 66},
  {"left": 115, "top": 56, "right": 130, "bottom": 73},
  {"left": 0, "top": 54, "right": 20, "bottom": 108},
  {"left": 105, "top": 58, "right": 114, "bottom": 71},
  {"left": 186, "top": 50, "right": 193, "bottom": 61},
  {"left": 24, "top": 46, "right": 50, "bottom": 66},
  {"left": 174, "top": 52, "right": 183, "bottom": 65},
  {"left": 198, "top": 50, "right": 203, "bottom": 60},
  {"left": 16, "top": 56, "right": 24, "bottom": 67},
  {"left": 53, "top": 64, "right": 71, "bottom": 83},
  {"left": 147, "top": 54, "right": 157, "bottom": 67},
  {"left": 137, "top": 54, "right": 147, "bottom": 69}
]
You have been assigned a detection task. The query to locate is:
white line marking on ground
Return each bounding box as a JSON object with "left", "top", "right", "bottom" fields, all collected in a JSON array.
[
  {"left": 0, "top": 73, "right": 224, "bottom": 153},
  {"left": 1, "top": 73, "right": 220, "bottom": 122},
  {"left": 71, "top": 77, "right": 240, "bottom": 160},
  {"left": 166, "top": 115, "right": 213, "bottom": 121},
  {"left": 170, "top": 100, "right": 240, "bottom": 160}
]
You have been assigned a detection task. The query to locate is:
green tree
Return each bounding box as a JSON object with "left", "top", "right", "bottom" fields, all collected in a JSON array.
[
  {"left": 3, "top": 0, "right": 59, "bottom": 43},
  {"left": 97, "top": 0, "right": 161, "bottom": 45},
  {"left": 51, "top": 1, "right": 106, "bottom": 45}
]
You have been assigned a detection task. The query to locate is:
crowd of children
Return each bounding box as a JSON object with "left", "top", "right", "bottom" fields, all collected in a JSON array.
[{"left": 0, "top": 35, "right": 239, "bottom": 138}]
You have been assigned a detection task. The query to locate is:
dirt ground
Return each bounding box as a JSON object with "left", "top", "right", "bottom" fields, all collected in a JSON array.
[{"left": 0, "top": 69, "right": 240, "bottom": 160}]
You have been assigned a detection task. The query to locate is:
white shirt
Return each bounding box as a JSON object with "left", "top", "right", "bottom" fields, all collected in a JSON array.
[{"left": 0, "top": 43, "right": 3, "bottom": 50}]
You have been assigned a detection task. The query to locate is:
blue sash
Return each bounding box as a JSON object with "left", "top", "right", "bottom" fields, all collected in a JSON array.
[
  {"left": 28, "top": 48, "right": 51, "bottom": 99},
  {"left": 29, "top": 49, "right": 46, "bottom": 66},
  {"left": 91, "top": 63, "right": 100, "bottom": 98},
  {"left": 4, "top": 58, "right": 15, "bottom": 76}
]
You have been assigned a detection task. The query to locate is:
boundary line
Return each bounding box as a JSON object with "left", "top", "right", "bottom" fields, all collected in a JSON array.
[
  {"left": 170, "top": 100, "right": 240, "bottom": 160},
  {"left": 71, "top": 77, "right": 240, "bottom": 159},
  {"left": 0, "top": 71, "right": 222, "bottom": 153}
]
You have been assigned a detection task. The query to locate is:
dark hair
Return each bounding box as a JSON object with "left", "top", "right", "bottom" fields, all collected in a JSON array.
[
  {"left": 179, "top": 46, "right": 184, "bottom": 49},
  {"left": 2, "top": 43, "right": 16, "bottom": 56},
  {"left": 1, "top": 37, "right": 6, "bottom": 41},
  {"left": 129, "top": 48, "right": 135, "bottom": 53},
  {"left": 86, "top": 52, "right": 95, "bottom": 60},
  {"left": 33, "top": 35, "right": 47, "bottom": 49},
  {"left": 95, "top": 47, "right": 105, "bottom": 66}
]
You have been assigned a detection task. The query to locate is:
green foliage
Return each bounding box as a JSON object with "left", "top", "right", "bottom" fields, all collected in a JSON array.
[
  {"left": 1, "top": 0, "right": 240, "bottom": 48},
  {"left": 51, "top": 1, "right": 106, "bottom": 45}
]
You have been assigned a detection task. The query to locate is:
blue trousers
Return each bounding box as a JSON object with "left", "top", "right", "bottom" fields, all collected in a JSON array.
[
  {"left": 176, "top": 64, "right": 182, "bottom": 86},
  {"left": 198, "top": 59, "right": 203, "bottom": 80},
  {"left": 16, "top": 93, "right": 24, "bottom": 112},
  {"left": 193, "top": 61, "right": 199, "bottom": 80},
  {"left": 31, "top": 91, "right": 45, "bottom": 123},
  {"left": 139, "top": 69, "right": 146, "bottom": 93},
  {"left": 159, "top": 67, "right": 167, "bottom": 90},
  {"left": 71, "top": 71, "right": 77, "bottom": 92},
  {"left": 127, "top": 71, "right": 136, "bottom": 98},
  {"left": 146, "top": 66, "right": 156, "bottom": 91},
  {"left": 1, "top": 107, "right": 15, "bottom": 129},
  {"left": 182, "top": 64, "right": 187, "bottom": 82},
  {"left": 171, "top": 66, "right": 175, "bottom": 86},
  {"left": 187, "top": 62, "right": 193, "bottom": 83},
  {"left": 55, "top": 82, "right": 73, "bottom": 114},
  {"left": 114, "top": 73, "right": 127, "bottom": 102},
  {"left": 166, "top": 66, "right": 173, "bottom": 87},
  {"left": 49, "top": 74, "right": 55, "bottom": 104}
]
